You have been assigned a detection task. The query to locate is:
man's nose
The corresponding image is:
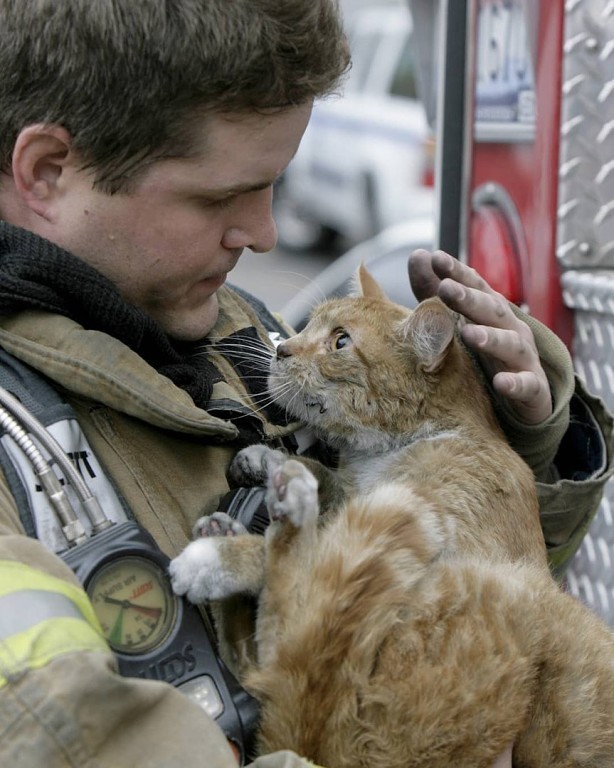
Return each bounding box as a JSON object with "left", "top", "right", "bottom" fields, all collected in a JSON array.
[{"left": 221, "top": 187, "right": 278, "bottom": 253}]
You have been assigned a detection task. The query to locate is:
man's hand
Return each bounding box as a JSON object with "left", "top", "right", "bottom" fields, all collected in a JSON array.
[{"left": 409, "top": 249, "right": 552, "bottom": 424}]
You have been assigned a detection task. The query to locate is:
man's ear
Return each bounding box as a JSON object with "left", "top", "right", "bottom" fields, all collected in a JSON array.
[{"left": 10, "top": 124, "right": 73, "bottom": 221}]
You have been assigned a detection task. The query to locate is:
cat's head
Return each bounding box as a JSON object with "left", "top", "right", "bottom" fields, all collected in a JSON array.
[{"left": 268, "top": 265, "right": 473, "bottom": 453}]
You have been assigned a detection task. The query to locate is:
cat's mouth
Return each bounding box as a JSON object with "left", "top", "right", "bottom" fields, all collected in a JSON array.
[{"left": 305, "top": 399, "right": 328, "bottom": 414}]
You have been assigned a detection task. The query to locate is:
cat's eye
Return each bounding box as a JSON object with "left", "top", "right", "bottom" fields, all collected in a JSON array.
[{"left": 334, "top": 331, "right": 352, "bottom": 350}]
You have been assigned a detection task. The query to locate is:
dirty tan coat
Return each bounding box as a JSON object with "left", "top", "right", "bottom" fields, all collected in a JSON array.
[{"left": 0, "top": 286, "right": 611, "bottom": 768}]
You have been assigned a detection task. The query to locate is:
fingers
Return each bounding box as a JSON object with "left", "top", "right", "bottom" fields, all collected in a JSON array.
[
  {"left": 492, "top": 371, "right": 552, "bottom": 422},
  {"left": 409, "top": 250, "right": 553, "bottom": 424},
  {"left": 410, "top": 250, "right": 513, "bottom": 332},
  {"left": 408, "top": 248, "right": 442, "bottom": 300},
  {"left": 440, "top": 278, "right": 516, "bottom": 330},
  {"left": 409, "top": 248, "right": 495, "bottom": 303},
  {"left": 460, "top": 324, "right": 537, "bottom": 369},
  {"left": 430, "top": 250, "right": 494, "bottom": 294},
  {"left": 460, "top": 324, "right": 552, "bottom": 423}
]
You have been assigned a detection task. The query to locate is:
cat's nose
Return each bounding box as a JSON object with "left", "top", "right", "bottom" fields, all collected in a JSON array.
[{"left": 276, "top": 341, "right": 293, "bottom": 359}]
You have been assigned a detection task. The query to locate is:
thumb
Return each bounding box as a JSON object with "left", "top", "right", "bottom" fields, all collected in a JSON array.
[{"left": 408, "top": 249, "right": 441, "bottom": 301}]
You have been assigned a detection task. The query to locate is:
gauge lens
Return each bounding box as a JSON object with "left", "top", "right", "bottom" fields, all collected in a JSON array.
[{"left": 87, "top": 555, "right": 178, "bottom": 654}]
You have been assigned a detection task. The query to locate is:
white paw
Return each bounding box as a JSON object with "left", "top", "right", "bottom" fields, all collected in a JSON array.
[
  {"left": 266, "top": 459, "right": 318, "bottom": 528},
  {"left": 169, "top": 538, "right": 237, "bottom": 602},
  {"left": 228, "top": 444, "right": 286, "bottom": 486}
]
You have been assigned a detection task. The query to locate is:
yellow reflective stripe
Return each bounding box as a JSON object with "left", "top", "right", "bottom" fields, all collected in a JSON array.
[
  {"left": 0, "top": 559, "right": 101, "bottom": 629},
  {"left": 0, "top": 560, "right": 110, "bottom": 687},
  {"left": 0, "top": 590, "right": 85, "bottom": 638}
]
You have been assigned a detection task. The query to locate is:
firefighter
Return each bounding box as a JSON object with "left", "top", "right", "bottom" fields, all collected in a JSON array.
[{"left": 0, "top": 1, "right": 611, "bottom": 766}]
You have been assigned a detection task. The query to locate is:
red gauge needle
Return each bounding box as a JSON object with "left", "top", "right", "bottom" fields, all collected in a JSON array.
[{"left": 104, "top": 595, "right": 162, "bottom": 619}]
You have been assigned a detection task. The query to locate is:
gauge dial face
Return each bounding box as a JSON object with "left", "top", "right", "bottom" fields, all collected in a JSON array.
[{"left": 87, "top": 556, "right": 178, "bottom": 654}]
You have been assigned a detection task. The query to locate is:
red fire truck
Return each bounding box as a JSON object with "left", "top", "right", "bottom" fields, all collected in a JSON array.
[{"left": 416, "top": 0, "right": 614, "bottom": 627}]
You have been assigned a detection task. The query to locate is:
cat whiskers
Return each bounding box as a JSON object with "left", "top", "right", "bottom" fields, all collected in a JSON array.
[
  {"left": 259, "top": 270, "right": 328, "bottom": 309},
  {"left": 261, "top": 377, "right": 296, "bottom": 409},
  {"left": 268, "top": 376, "right": 314, "bottom": 419},
  {"left": 207, "top": 337, "right": 275, "bottom": 361},
  {"left": 191, "top": 334, "right": 310, "bottom": 421},
  {"left": 197, "top": 336, "right": 276, "bottom": 380},
  {"left": 255, "top": 385, "right": 292, "bottom": 411}
]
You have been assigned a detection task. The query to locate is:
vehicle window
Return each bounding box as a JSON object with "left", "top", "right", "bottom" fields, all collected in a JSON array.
[{"left": 389, "top": 33, "right": 418, "bottom": 100}]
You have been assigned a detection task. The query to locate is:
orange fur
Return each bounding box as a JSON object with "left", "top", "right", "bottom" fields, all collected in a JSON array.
[{"left": 177, "top": 271, "right": 614, "bottom": 766}]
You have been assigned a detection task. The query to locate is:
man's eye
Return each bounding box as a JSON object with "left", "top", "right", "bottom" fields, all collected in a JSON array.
[
  {"left": 334, "top": 331, "right": 351, "bottom": 349},
  {"left": 201, "top": 195, "right": 236, "bottom": 210},
  {"left": 212, "top": 196, "right": 235, "bottom": 210}
]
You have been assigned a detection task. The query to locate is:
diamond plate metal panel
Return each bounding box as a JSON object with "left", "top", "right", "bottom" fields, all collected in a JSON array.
[
  {"left": 557, "top": 0, "right": 614, "bottom": 268},
  {"left": 562, "top": 269, "right": 614, "bottom": 626}
]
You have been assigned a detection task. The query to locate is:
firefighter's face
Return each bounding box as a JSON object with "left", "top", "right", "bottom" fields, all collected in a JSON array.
[{"left": 2, "top": 104, "right": 313, "bottom": 340}]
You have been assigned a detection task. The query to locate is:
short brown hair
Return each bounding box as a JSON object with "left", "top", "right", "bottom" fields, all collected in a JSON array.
[{"left": 0, "top": 0, "right": 350, "bottom": 192}]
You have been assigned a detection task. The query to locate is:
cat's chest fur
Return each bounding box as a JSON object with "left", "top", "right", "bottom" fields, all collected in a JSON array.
[{"left": 339, "top": 427, "right": 462, "bottom": 496}]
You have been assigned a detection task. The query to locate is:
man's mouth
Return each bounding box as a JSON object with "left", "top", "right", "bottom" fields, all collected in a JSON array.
[{"left": 200, "top": 273, "right": 227, "bottom": 291}]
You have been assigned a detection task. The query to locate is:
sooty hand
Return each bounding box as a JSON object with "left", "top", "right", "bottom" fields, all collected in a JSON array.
[{"left": 409, "top": 249, "right": 552, "bottom": 425}]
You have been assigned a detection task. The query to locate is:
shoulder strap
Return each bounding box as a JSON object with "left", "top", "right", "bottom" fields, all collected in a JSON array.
[
  {"left": 0, "top": 347, "right": 132, "bottom": 550},
  {"left": 0, "top": 348, "right": 75, "bottom": 426}
]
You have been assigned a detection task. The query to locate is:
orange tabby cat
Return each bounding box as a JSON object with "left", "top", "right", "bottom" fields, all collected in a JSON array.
[{"left": 171, "top": 266, "right": 614, "bottom": 768}]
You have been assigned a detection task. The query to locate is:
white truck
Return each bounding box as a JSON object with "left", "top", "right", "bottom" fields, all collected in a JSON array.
[{"left": 273, "top": 3, "right": 435, "bottom": 252}]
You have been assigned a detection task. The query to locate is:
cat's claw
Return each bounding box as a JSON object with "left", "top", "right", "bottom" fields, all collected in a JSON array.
[
  {"left": 266, "top": 459, "right": 319, "bottom": 528},
  {"left": 228, "top": 444, "right": 286, "bottom": 487},
  {"left": 193, "top": 511, "right": 247, "bottom": 538}
]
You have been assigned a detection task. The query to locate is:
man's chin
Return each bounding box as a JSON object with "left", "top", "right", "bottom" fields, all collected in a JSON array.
[{"left": 163, "top": 295, "right": 220, "bottom": 342}]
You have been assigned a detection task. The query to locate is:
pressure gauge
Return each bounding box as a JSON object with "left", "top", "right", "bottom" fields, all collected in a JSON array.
[
  {"left": 87, "top": 555, "right": 177, "bottom": 654},
  {"left": 62, "top": 520, "right": 260, "bottom": 764}
]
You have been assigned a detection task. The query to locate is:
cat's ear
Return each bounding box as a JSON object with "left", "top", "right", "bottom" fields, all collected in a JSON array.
[
  {"left": 400, "top": 298, "right": 455, "bottom": 373},
  {"left": 353, "top": 263, "right": 388, "bottom": 300}
]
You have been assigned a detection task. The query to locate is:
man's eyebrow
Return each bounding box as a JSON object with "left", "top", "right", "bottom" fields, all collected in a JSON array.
[{"left": 204, "top": 179, "right": 276, "bottom": 198}]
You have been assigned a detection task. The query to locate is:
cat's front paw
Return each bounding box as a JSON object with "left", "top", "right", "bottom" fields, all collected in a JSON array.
[
  {"left": 266, "top": 459, "right": 319, "bottom": 528},
  {"left": 193, "top": 511, "right": 247, "bottom": 538},
  {"left": 170, "top": 538, "right": 239, "bottom": 603},
  {"left": 228, "top": 444, "right": 286, "bottom": 487}
]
